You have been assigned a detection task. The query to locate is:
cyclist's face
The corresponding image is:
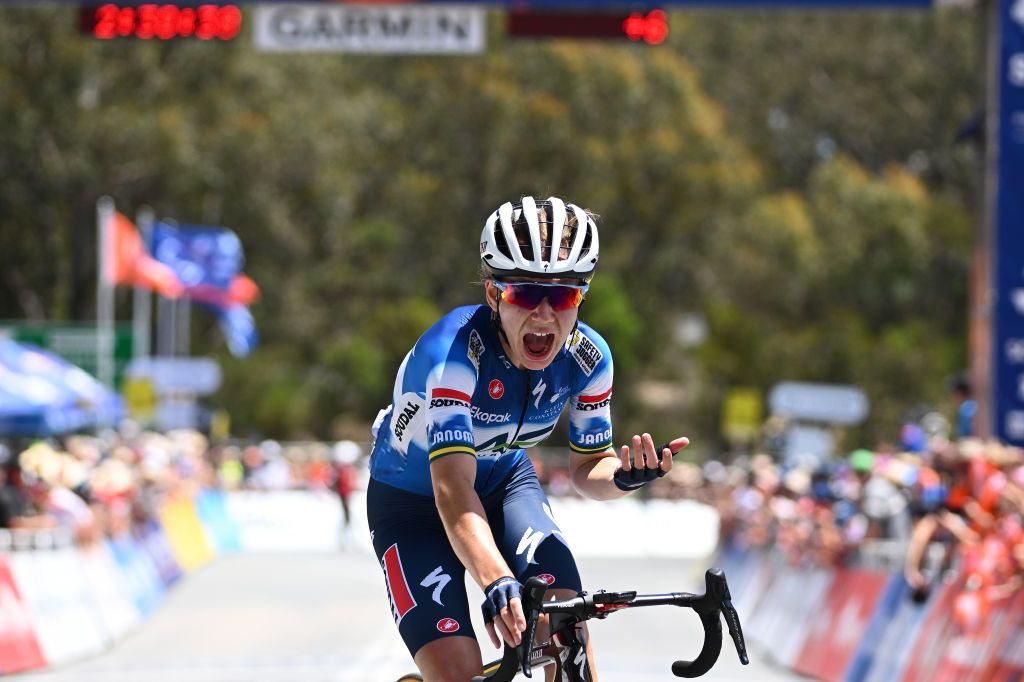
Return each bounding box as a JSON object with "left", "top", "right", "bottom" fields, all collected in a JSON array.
[{"left": 486, "top": 278, "right": 581, "bottom": 371}]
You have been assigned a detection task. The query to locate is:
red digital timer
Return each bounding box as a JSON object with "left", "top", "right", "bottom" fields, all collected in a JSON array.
[{"left": 80, "top": 4, "right": 243, "bottom": 40}]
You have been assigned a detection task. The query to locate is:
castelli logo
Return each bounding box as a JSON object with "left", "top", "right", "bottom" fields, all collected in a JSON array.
[
  {"left": 437, "top": 618, "right": 460, "bottom": 633},
  {"left": 488, "top": 379, "right": 504, "bottom": 399},
  {"left": 537, "top": 574, "right": 555, "bottom": 585}
]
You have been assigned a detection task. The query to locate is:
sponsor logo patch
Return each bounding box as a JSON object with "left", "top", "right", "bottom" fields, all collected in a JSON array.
[
  {"left": 537, "top": 573, "right": 556, "bottom": 585},
  {"left": 569, "top": 332, "right": 603, "bottom": 377},
  {"left": 471, "top": 405, "right": 511, "bottom": 424},
  {"left": 579, "top": 428, "right": 613, "bottom": 446},
  {"left": 488, "top": 379, "right": 505, "bottom": 399},
  {"left": 468, "top": 329, "right": 485, "bottom": 373},
  {"left": 431, "top": 428, "right": 475, "bottom": 446},
  {"left": 575, "top": 388, "right": 612, "bottom": 411},
  {"left": 430, "top": 398, "right": 470, "bottom": 409},
  {"left": 391, "top": 393, "right": 425, "bottom": 450},
  {"left": 437, "top": 618, "right": 461, "bottom": 633}
]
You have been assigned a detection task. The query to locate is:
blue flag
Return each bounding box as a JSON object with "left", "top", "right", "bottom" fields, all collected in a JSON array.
[{"left": 152, "top": 222, "right": 259, "bottom": 357}]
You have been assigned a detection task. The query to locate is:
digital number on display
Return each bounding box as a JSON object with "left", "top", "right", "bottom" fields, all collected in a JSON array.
[{"left": 81, "top": 4, "right": 243, "bottom": 41}]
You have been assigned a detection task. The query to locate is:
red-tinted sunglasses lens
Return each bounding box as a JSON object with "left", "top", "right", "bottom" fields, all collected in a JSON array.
[{"left": 499, "top": 283, "right": 586, "bottom": 311}]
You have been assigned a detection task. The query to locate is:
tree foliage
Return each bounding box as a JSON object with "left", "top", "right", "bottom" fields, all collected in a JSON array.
[{"left": 0, "top": 7, "right": 979, "bottom": 450}]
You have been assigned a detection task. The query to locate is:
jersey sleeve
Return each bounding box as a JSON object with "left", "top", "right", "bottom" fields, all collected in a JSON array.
[
  {"left": 567, "top": 327, "right": 614, "bottom": 455},
  {"left": 424, "top": 324, "right": 480, "bottom": 464}
]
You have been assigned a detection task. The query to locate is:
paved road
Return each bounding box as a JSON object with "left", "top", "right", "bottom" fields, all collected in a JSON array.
[{"left": 11, "top": 551, "right": 804, "bottom": 682}]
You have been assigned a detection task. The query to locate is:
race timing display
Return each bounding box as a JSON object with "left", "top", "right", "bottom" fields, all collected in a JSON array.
[{"left": 80, "top": 4, "right": 243, "bottom": 39}]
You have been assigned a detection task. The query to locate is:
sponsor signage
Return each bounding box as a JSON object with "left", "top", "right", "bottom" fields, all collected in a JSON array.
[
  {"left": 793, "top": 568, "right": 888, "bottom": 682},
  {"left": 995, "top": 0, "right": 1024, "bottom": 445},
  {"left": 769, "top": 381, "right": 869, "bottom": 425},
  {"left": 252, "top": 4, "right": 486, "bottom": 54},
  {"left": 125, "top": 357, "right": 222, "bottom": 395}
]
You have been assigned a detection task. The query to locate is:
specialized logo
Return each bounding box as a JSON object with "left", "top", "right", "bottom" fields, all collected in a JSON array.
[
  {"left": 488, "top": 379, "right": 505, "bottom": 399},
  {"left": 468, "top": 329, "right": 485, "bottom": 373},
  {"left": 430, "top": 388, "right": 471, "bottom": 409},
  {"left": 575, "top": 388, "right": 612, "bottom": 412},
  {"left": 569, "top": 332, "right": 603, "bottom": 377},
  {"left": 420, "top": 566, "right": 452, "bottom": 606},
  {"left": 437, "top": 618, "right": 461, "bottom": 633},
  {"left": 391, "top": 393, "right": 425, "bottom": 449},
  {"left": 532, "top": 377, "right": 547, "bottom": 409},
  {"left": 382, "top": 544, "right": 417, "bottom": 624},
  {"left": 517, "top": 526, "right": 545, "bottom": 565},
  {"left": 537, "top": 573, "right": 556, "bottom": 585}
]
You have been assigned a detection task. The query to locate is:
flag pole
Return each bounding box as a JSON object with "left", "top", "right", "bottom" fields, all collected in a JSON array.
[
  {"left": 96, "top": 196, "right": 116, "bottom": 388},
  {"left": 132, "top": 206, "right": 154, "bottom": 362}
]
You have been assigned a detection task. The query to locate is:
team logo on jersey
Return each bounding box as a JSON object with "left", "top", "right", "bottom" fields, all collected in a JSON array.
[
  {"left": 382, "top": 544, "right": 417, "bottom": 624},
  {"left": 437, "top": 618, "right": 461, "bottom": 633},
  {"left": 537, "top": 573, "right": 556, "bottom": 585},
  {"left": 391, "top": 393, "right": 426, "bottom": 451},
  {"left": 470, "top": 406, "right": 512, "bottom": 424},
  {"left": 532, "top": 378, "right": 547, "bottom": 408},
  {"left": 488, "top": 379, "right": 504, "bottom": 399},
  {"left": 569, "top": 331, "right": 603, "bottom": 377},
  {"left": 430, "top": 388, "right": 471, "bottom": 409},
  {"left": 421, "top": 566, "right": 452, "bottom": 606},
  {"left": 575, "top": 388, "right": 612, "bottom": 411},
  {"left": 468, "top": 329, "right": 485, "bottom": 373}
]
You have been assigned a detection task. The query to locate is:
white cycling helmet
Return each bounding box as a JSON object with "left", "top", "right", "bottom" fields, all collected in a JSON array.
[{"left": 480, "top": 196, "right": 599, "bottom": 282}]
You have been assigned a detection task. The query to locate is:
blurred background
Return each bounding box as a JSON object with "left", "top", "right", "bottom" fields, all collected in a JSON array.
[{"left": 1, "top": 1, "right": 1023, "bottom": 681}]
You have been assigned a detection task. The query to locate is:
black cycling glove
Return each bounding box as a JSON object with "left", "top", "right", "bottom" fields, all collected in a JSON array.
[
  {"left": 612, "top": 442, "right": 670, "bottom": 491},
  {"left": 481, "top": 576, "right": 523, "bottom": 624}
]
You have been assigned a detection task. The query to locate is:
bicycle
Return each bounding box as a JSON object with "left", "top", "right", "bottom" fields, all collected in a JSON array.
[{"left": 395, "top": 567, "right": 749, "bottom": 682}]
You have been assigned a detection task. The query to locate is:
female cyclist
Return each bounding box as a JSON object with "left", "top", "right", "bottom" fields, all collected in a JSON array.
[{"left": 366, "top": 196, "right": 689, "bottom": 682}]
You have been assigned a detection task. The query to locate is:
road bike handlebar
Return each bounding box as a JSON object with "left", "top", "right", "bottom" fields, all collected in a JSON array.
[{"left": 472, "top": 568, "right": 749, "bottom": 682}]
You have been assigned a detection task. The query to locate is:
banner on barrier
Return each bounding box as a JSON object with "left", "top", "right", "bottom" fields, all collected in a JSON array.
[
  {"left": 78, "top": 542, "right": 143, "bottom": 640},
  {"left": 8, "top": 548, "right": 108, "bottom": 665},
  {"left": 0, "top": 556, "right": 46, "bottom": 674},
  {"left": 980, "top": 587, "right": 1024, "bottom": 681},
  {"left": 793, "top": 567, "right": 888, "bottom": 682},
  {"left": 900, "top": 579, "right": 1015, "bottom": 682},
  {"left": 135, "top": 519, "right": 184, "bottom": 587},
  {"left": 158, "top": 497, "right": 216, "bottom": 570},
  {"left": 847, "top": 574, "right": 934, "bottom": 682},
  {"left": 108, "top": 534, "right": 164, "bottom": 616}
]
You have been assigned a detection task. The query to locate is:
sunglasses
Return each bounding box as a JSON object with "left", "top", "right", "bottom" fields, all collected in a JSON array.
[{"left": 492, "top": 280, "right": 588, "bottom": 311}]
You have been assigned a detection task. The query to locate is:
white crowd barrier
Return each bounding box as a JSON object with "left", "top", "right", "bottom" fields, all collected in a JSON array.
[{"left": 0, "top": 489, "right": 719, "bottom": 675}]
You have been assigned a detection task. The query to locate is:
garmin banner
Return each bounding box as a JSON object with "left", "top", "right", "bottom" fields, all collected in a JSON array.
[
  {"left": 995, "top": 0, "right": 1024, "bottom": 445},
  {"left": 253, "top": 4, "right": 486, "bottom": 54}
]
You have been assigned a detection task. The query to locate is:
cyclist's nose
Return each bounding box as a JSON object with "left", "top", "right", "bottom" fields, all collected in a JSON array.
[{"left": 531, "top": 297, "right": 556, "bottom": 319}]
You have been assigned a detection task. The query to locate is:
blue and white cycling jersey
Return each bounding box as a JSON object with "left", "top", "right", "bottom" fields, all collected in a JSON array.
[{"left": 369, "top": 305, "right": 614, "bottom": 497}]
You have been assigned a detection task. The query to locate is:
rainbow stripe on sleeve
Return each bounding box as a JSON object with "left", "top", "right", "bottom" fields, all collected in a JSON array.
[{"left": 428, "top": 445, "right": 477, "bottom": 462}]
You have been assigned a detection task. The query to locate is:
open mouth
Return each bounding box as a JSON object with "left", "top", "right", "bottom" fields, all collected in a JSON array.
[{"left": 523, "top": 332, "right": 555, "bottom": 360}]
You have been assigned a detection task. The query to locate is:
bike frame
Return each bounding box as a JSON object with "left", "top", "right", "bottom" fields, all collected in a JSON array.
[{"left": 471, "top": 568, "right": 749, "bottom": 682}]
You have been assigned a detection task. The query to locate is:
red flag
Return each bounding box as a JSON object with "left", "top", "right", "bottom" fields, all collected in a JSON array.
[
  {"left": 105, "top": 212, "right": 184, "bottom": 298},
  {"left": 228, "top": 273, "right": 260, "bottom": 306}
]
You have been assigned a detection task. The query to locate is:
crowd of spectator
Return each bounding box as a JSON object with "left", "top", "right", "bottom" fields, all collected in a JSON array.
[
  {"left": 5, "top": 412, "right": 1023, "bottom": 632},
  {"left": 637, "top": 434, "right": 1024, "bottom": 631},
  {"left": 0, "top": 426, "right": 364, "bottom": 546}
]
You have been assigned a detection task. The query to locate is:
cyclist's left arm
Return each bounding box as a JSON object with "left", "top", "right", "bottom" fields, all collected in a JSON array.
[
  {"left": 564, "top": 327, "right": 689, "bottom": 499},
  {"left": 571, "top": 435, "right": 690, "bottom": 500}
]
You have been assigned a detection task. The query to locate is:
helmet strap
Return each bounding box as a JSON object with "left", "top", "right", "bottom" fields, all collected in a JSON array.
[{"left": 491, "top": 298, "right": 513, "bottom": 354}]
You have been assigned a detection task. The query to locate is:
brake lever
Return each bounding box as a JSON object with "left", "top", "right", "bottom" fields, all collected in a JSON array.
[
  {"left": 721, "top": 599, "right": 749, "bottom": 665},
  {"left": 518, "top": 577, "right": 549, "bottom": 679}
]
